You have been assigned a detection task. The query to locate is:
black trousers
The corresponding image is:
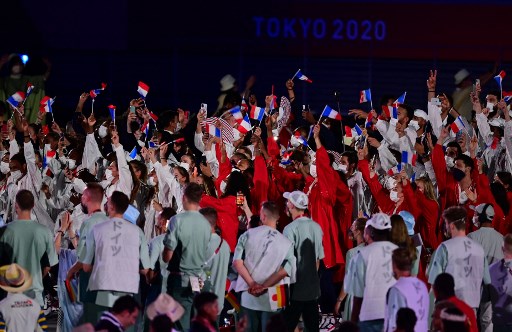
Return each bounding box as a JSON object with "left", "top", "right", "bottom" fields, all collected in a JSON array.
[{"left": 283, "top": 299, "right": 319, "bottom": 332}]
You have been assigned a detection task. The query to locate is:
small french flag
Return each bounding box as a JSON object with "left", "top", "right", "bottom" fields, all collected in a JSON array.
[
  {"left": 382, "top": 105, "right": 397, "bottom": 119},
  {"left": 387, "top": 165, "right": 401, "bottom": 176},
  {"left": 360, "top": 89, "right": 371, "bottom": 103},
  {"left": 450, "top": 116, "right": 466, "bottom": 134},
  {"left": 237, "top": 115, "right": 252, "bottom": 134},
  {"left": 7, "top": 91, "right": 25, "bottom": 108},
  {"left": 108, "top": 105, "right": 116, "bottom": 121},
  {"left": 129, "top": 147, "right": 138, "bottom": 159},
  {"left": 206, "top": 123, "right": 221, "bottom": 138},
  {"left": 494, "top": 70, "right": 506, "bottom": 90},
  {"left": 293, "top": 131, "right": 309, "bottom": 147},
  {"left": 138, "top": 81, "right": 149, "bottom": 98},
  {"left": 294, "top": 69, "right": 312, "bottom": 83},
  {"left": 249, "top": 105, "right": 265, "bottom": 122},
  {"left": 43, "top": 150, "right": 57, "bottom": 168},
  {"left": 345, "top": 124, "right": 363, "bottom": 138},
  {"left": 25, "top": 82, "right": 34, "bottom": 99},
  {"left": 241, "top": 98, "right": 248, "bottom": 112},
  {"left": 394, "top": 92, "right": 407, "bottom": 105},
  {"left": 321, "top": 105, "right": 342, "bottom": 120},
  {"left": 90, "top": 83, "right": 106, "bottom": 99},
  {"left": 39, "top": 96, "right": 54, "bottom": 113},
  {"left": 149, "top": 112, "right": 158, "bottom": 122},
  {"left": 365, "top": 111, "right": 374, "bottom": 128},
  {"left": 229, "top": 106, "right": 244, "bottom": 123},
  {"left": 141, "top": 121, "right": 149, "bottom": 136},
  {"left": 280, "top": 151, "right": 293, "bottom": 165},
  {"left": 401, "top": 151, "right": 417, "bottom": 166}
]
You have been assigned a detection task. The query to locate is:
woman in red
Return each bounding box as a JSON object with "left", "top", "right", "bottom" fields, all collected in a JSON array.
[{"left": 411, "top": 176, "right": 440, "bottom": 250}]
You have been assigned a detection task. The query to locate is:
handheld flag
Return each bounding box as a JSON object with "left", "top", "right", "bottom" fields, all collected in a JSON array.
[
  {"left": 203, "top": 117, "right": 234, "bottom": 143},
  {"left": 23, "top": 82, "right": 34, "bottom": 104},
  {"left": 206, "top": 123, "right": 221, "bottom": 138},
  {"left": 292, "top": 69, "right": 312, "bottom": 83},
  {"left": 249, "top": 105, "right": 265, "bottom": 122},
  {"left": 382, "top": 105, "right": 398, "bottom": 120},
  {"left": 141, "top": 121, "right": 149, "bottom": 136},
  {"left": 39, "top": 96, "right": 54, "bottom": 113},
  {"left": 237, "top": 115, "right": 252, "bottom": 134},
  {"left": 129, "top": 147, "right": 138, "bottom": 159},
  {"left": 228, "top": 106, "right": 244, "bottom": 123},
  {"left": 360, "top": 89, "right": 372, "bottom": 103},
  {"left": 293, "top": 131, "right": 309, "bottom": 148},
  {"left": 365, "top": 111, "right": 374, "bottom": 128},
  {"left": 241, "top": 98, "right": 248, "bottom": 112},
  {"left": 280, "top": 150, "right": 293, "bottom": 165},
  {"left": 268, "top": 284, "right": 289, "bottom": 310},
  {"left": 7, "top": 91, "right": 25, "bottom": 108},
  {"left": 321, "top": 105, "right": 342, "bottom": 120},
  {"left": 394, "top": 92, "right": 407, "bottom": 105},
  {"left": 149, "top": 112, "right": 158, "bottom": 122},
  {"left": 494, "top": 70, "right": 506, "bottom": 89},
  {"left": 108, "top": 105, "right": 116, "bottom": 122},
  {"left": 401, "top": 151, "right": 417, "bottom": 167},
  {"left": 225, "top": 289, "right": 240, "bottom": 312},
  {"left": 450, "top": 116, "right": 466, "bottom": 134},
  {"left": 89, "top": 83, "right": 107, "bottom": 99},
  {"left": 138, "top": 81, "right": 149, "bottom": 98}
]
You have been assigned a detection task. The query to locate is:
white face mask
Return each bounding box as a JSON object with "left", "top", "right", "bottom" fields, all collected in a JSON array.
[
  {"left": 409, "top": 120, "right": 420, "bottom": 131},
  {"left": 389, "top": 190, "right": 400, "bottom": 202},
  {"left": 339, "top": 164, "right": 348, "bottom": 174},
  {"left": 98, "top": 125, "right": 108, "bottom": 138},
  {"left": 179, "top": 162, "right": 190, "bottom": 171},
  {"left": 233, "top": 129, "right": 241, "bottom": 142},
  {"left": 310, "top": 164, "right": 317, "bottom": 178},
  {"left": 147, "top": 176, "right": 156, "bottom": 187},
  {"left": 445, "top": 156, "right": 455, "bottom": 169},
  {"left": 10, "top": 170, "right": 21, "bottom": 181},
  {"left": 486, "top": 102, "right": 495, "bottom": 110},
  {"left": 11, "top": 64, "right": 22, "bottom": 75},
  {"left": 67, "top": 159, "right": 76, "bottom": 170},
  {"left": 105, "top": 169, "right": 115, "bottom": 182},
  {"left": 0, "top": 161, "right": 10, "bottom": 174}
]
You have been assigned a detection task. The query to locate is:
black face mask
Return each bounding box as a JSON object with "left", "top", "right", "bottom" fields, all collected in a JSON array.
[
  {"left": 452, "top": 168, "right": 466, "bottom": 182},
  {"left": 81, "top": 203, "right": 89, "bottom": 215}
]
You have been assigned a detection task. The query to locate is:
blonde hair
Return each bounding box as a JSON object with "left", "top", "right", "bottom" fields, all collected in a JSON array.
[{"left": 415, "top": 176, "right": 437, "bottom": 202}]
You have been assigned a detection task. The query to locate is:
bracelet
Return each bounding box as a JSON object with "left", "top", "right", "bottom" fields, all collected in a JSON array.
[
  {"left": 57, "top": 230, "right": 65, "bottom": 236},
  {"left": 428, "top": 90, "right": 435, "bottom": 92},
  {"left": 69, "top": 235, "right": 77, "bottom": 240}
]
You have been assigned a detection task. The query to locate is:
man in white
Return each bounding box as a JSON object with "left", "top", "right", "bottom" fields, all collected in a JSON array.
[
  {"left": 82, "top": 191, "right": 150, "bottom": 312},
  {"left": 489, "top": 234, "right": 512, "bottom": 331},
  {"left": 345, "top": 213, "right": 397, "bottom": 332},
  {"left": 384, "top": 247, "right": 429, "bottom": 332},
  {"left": 233, "top": 201, "right": 296, "bottom": 332},
  {"left": 468, "top": 203, "right": 504, "bottom": 332},
  {"left": 427, "top": 206, "right": 491, "bottom": 311}
]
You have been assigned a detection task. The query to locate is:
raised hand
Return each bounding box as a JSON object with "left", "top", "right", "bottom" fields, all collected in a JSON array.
[
  {"left": 78, "top": 92, "right": 89, "bottom": 105},
  {"left": 348, "top": 109, "right": 368, "bottom": 120},
  {"left": 111, "top": 130, "right": 120, "bottom": 147},
  {"left": 367, "top": 137, "right": 381, "bottom": 148},
  {"left": 427, "top": 70, "right": 437, "bottom": 90}
]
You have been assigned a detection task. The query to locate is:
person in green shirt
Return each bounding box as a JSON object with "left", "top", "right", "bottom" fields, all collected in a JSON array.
[
  {"left": 162, "top": 182, "right": 212, "bottom": 331},
  {"left": 0, "top": 189, "right": 58, "bottom": 306}
]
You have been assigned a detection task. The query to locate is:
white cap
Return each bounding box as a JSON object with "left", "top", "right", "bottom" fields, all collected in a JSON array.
[
  {"left": 470, "top": 203, "right": 495, "bottom": 222},
  {"left": 146, "top": 293, "right": 185, "bottom": 322},
  {"left": 488, "top": 117, "right": 505, "bottom": 128},
  {"left": 220, "top": 74, "right": 236, "bottom": 92},
  {"left": 414, "top": 109, "right": 428, "bottom": 120},
  {"left": 454, "top": 68, "right": 470, "bottom": 85},
  {"left": 366, "top": 213, "right": 392, "bottom": 230},
  {"left": 283, "top": 191, "right": 309, "bottom": 210}
]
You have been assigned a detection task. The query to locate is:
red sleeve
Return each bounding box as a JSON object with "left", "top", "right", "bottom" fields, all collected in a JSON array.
[
  {"left": 357, "top": 159, "right": 394, "bottom": 213},
  {"left": 271, "top": 159, "right": 303, "bottom": 192},
  {"left": 432, "top": 144, "right": 447, "bottom": 193},
  {"left": 250, "top": 156, "right": 269, "bottom": 213},
  {"left": 316, "top": 146, "right": 337, "bottom": 202},
  {"left": 214, "top": 144, "right": 233, "bottom": 191},
  {"left": 402, "top": 183, "right": 421, "bottom": 219},
  {"left": 267, "top": 136, "right": 281, "bottom": 159}
]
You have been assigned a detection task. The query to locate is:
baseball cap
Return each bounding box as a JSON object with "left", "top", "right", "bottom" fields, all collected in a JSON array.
[
  {"left": 413, "top": 109, "right": 428, "bottom": 121},
  {"left": 366, "top": 213, "right": 392, "bottom": 230},
  {"left": 454, "top": 68, "right": 470, "bottom": 85},
  {"left": 283, "top": 191, "right": 309, "bottom": 210},
  {"left": 398, "top": 211, "right": 415, "bottom": 235},
  {"left": 470, "top": 203, "right": 495, "bottom": 222}
]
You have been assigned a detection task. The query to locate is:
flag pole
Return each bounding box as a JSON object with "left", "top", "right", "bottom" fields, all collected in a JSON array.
[
  {"left": 91, "top": 98, "right": 95, "bottom": 115},
  {"left": 335, "top": 94, "right": 345, "bottom": 152},
  {"left": 291, "top": 69, "right": 300, "bottom": 81}
]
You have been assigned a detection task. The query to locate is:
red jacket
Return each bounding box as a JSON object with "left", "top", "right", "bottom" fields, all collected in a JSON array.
[
  {"left": 250, "top": 156, "right": 269, "bottom": 215},
  {"left": 200, "top": 195, "right": 239, "bottom": 252}
]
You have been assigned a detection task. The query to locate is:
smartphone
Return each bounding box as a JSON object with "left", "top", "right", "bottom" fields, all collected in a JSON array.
[
  {"left": 475, "top": 79, "right": 480, "bottom": 86},
  {"left": 431, "top": 97, "right": 441, "bottom": 106},
  {"left": 236, "top": 192, "right": 244, "bottom": 206},
  {"left": 201, "top": 103, "right": 207, "bottom": 111},
  {"left": 130, "top": 106, "right": 136, "bottom": 113}
]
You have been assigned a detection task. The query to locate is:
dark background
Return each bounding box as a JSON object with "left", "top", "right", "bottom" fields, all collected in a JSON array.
[{"left": 2, "top": 0, "right": 512, "bottom": 123}]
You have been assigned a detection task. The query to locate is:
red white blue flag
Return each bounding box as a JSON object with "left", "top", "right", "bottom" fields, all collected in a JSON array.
[
  {"left": 138, "top": 81, "right": 149, "bottom": 98},
  {"left": 7, "top": 91, "right": 25, "bottom": 108},
  {"left": 249, "top": 105, "right": 265, "bottom": 122},
  {"left": 293, "top": 69, "right": 312, "bottom": 83},
  {"left": 360, "top": 89, "right": 371, "bottom": 103},
  {"left": 321, "top": 105, "right": 342, "bottom": 120}
]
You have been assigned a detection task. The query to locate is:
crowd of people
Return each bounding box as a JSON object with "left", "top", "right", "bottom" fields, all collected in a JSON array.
[{"left": 0, "top": 55, "right": 511, "bottom": 332}]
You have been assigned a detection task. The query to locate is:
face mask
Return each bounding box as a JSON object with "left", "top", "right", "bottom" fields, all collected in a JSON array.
[
  {"left": 409, "top": 120, "right": 420, "bottom": 131},
  {"left": 339, "top": 164, "right": 348, "bottom": 174},
  {"left": 11, "top": 65, "right": 22, "bottom": 75},
  {"left": 220, "top": 180, "right": 227, "bottom": 193},
  {"left": 452, "top": 168, "right": 466, "bottom": 182},
  {"left": 105, "top": 169, "right": 114, "bottom": 182},
  {"left": 81, "top": 203, "right": 89, "bottom": 215},
  {"left": 310, "top": 164, "right": 317, "bottom": 178},
  {"left": 180, "top": 162, "right": 190, "bottom": 171},
  {"left": 98, "top": 125, "right": 108, "bottom": 138},
  {"left": 389, "top": 190, "right": 400, "bottom": 202},
  {"left": 232, "top": 129, "right": 241, "bottom": 142},
  {"left": 458, "top": 190, "right": 468, "bottom": 204},
  {"left": 147, "top": 176, "right": 156, "bottom": 187},
  {"left": 486, "top": 102, "right": 495, "bottom": 110},
  {"left": 10, "top": 170, "right": 21, "bottom": 181},
  {"left": 0, "top": 162, "right": 10, "bottom": 174},
  {"left": 385, "top": 177, "right": 397, "bottom": 191},
  {"left": 445, "top": 156, "right": 455, "bottom": 169},
  {"left": 67, "top": 159, "right": 76, "bottom": 170}
]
